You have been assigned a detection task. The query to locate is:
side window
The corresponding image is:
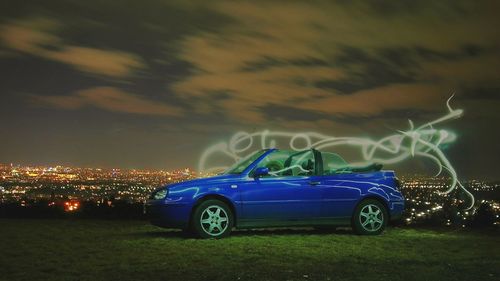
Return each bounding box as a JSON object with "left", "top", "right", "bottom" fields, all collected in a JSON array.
[
  {"left": 254, "top": 150, "right": 316, "bottom": 177},
  {"left": 286, "top": 150, "right": 315, "bottom": 176},
  {"left": 321, "top": 152, "right": 349, "bottom": 175}
]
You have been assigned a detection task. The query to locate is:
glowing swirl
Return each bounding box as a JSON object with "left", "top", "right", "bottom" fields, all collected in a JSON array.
[{"left": 198, "top": 96, "right": 474, "bottom": 209}]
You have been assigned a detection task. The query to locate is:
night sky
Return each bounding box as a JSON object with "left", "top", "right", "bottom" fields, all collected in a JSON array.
[{"left": 0, "top": 1, "right": 499, "bottom": 179}]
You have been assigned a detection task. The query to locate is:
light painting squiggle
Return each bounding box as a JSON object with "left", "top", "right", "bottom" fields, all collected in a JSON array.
[{"left": 198, "top": 96, "right": 474, "bottom": 209}]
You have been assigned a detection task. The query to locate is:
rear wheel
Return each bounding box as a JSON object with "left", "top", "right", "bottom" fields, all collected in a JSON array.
[
  {"left": 352, "top": 199, "right": 387, "bottom": 235},
  {"left": 192, "top": 199, "right": 233, "bottom": 239}
]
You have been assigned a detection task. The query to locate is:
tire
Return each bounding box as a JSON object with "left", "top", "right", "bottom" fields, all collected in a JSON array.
[
  {"left": 352, "top": 199, "right": 388, "bottom": 235},
  {"left": 191, "top": 199, "right": 234, "bottom": 239}
]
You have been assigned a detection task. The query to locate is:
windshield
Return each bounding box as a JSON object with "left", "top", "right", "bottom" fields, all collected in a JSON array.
[{"left": 223, "top": 150, "right": 268, "bottom": 175}]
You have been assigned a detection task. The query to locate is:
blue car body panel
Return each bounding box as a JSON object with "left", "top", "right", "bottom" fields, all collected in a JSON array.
[{"left": 146, "top": 149, "right": 404, "bottom": 229}]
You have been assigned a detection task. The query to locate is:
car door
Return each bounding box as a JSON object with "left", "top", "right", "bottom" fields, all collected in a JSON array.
[
  {"left": 237, "top": 150, "right": 322, "bottom": 225},
  {"left": 316, "top": 152, "right": 361, "bottom": 218}
]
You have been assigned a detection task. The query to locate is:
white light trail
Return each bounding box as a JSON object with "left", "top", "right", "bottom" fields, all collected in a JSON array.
[{"left": 198, "top": 96, "right": 474, "bottom": 209}]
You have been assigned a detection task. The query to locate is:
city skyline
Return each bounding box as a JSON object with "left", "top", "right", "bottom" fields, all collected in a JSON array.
[
  {"left": 0, "top": 1, "right": 499, "bottom": 179},
  {"left": 1, "top": 161, "right": 499, "bottom": 183}
]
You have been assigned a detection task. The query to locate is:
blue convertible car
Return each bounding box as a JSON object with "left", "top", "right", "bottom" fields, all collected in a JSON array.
[{"left": 146, "top": 149, "right": 404, "bottom": 238}]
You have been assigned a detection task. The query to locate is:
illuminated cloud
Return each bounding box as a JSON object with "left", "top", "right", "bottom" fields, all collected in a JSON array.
[
  {"left": 36, "top": 87, "right": 183, "bottom": 117},
  {"left": 172, "top": 1, "right": 500, "bottom": 124},
  {"left": 299, "top": 84, "right": 443, "bottom": 116},
  {"left": 0, "top": 18, "right": 144, "bottom": 77}
]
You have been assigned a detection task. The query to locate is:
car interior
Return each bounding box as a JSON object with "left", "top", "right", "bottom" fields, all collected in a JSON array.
[{"left": 257, "top": 149, "right": 382, "bottom": 177}]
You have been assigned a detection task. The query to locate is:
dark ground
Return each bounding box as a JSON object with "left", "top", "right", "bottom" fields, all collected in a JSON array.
[{"left": 0, "top": 219, "right": 498, "bottom": 281}]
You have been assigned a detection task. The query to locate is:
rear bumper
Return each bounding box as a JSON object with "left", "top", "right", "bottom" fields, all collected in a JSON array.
[
  {"left": 145, "top": 200, "right": 191, "bottom": 229},
  {"left": 388, "top": 200, "right": 405, "bottom": 221}
]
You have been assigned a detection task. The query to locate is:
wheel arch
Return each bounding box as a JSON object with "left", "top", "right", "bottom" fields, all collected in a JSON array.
[{"left": 190, "top": 194, "right": 238, "bottom": 227}]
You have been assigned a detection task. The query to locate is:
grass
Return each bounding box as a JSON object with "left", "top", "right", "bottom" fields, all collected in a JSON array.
[{"left": 0, "top": 219, "right": 498, "bottom": 281}]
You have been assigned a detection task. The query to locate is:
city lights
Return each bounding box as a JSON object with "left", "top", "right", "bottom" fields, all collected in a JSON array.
[
  {"left": 0, "top": 163, "right": 199, "bottom": 203},
  {"left": 0, "top": 162, "right": 498, "bottom": 226},
  {"left": 64, "top": 201, "right": 80, "bottom": 212}
]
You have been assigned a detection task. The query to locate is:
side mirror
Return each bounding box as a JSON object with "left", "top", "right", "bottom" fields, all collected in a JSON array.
[{"left": 253, "top": 167, "right": 269, "bottom": 178}]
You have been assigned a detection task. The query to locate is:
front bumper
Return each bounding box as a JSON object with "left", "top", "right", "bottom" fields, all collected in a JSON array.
[{"left": 145, "top": 200, "right": 192, "bottom": 229}]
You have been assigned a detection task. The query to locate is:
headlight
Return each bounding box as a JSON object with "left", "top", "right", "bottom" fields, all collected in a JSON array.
[{"left": 151, "top": 188, "right": 168, "bottom": 200}]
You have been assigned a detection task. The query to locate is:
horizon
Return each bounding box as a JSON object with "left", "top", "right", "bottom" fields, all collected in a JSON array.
[{"left": 2, "top": 160, "right": 499, "bottom": 182}]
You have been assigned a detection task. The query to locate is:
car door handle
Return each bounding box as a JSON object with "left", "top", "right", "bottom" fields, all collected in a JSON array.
[{"left": 309, "top": 181, "right": 321, "bottom": 186}]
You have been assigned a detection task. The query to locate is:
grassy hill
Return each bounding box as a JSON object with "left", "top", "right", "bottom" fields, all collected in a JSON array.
[{"left": 0, "top": 219, "right": 498, "bottom": 281}]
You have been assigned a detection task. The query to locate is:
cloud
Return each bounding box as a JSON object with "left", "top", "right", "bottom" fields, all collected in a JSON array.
[
  {"left": 45, "top": 46, "right": 144, "bottom": 77},
  {"left": 299, "top": 83, "right": 445, "bottom": 116},
  {"left": 2, "top": 1, "right": 499, "bottom": 128},
  {"left": 0, "top": 18, "right": 144, "bottom": 77},
  {"left": 170, "top": 1, "right": 500, "bottom": 125},
  {"left": 35, "top": 87, "right": 183, "bottom": 117}
]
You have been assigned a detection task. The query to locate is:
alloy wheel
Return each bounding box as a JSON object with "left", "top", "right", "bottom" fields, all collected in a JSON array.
[
  {"left": 358, "top": 204, "right": 384, "bottom": 232},
  {"left": 199, "top": 205, "right": 229, "bottom": 237}
]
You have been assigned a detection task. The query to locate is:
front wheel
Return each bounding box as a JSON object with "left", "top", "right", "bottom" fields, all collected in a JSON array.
[
  {"left": 352, "top": 199, "right": 388, "bottom": 235},
  {"left": 192, "top": 199, "right": 234, "bottom": 239}
]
